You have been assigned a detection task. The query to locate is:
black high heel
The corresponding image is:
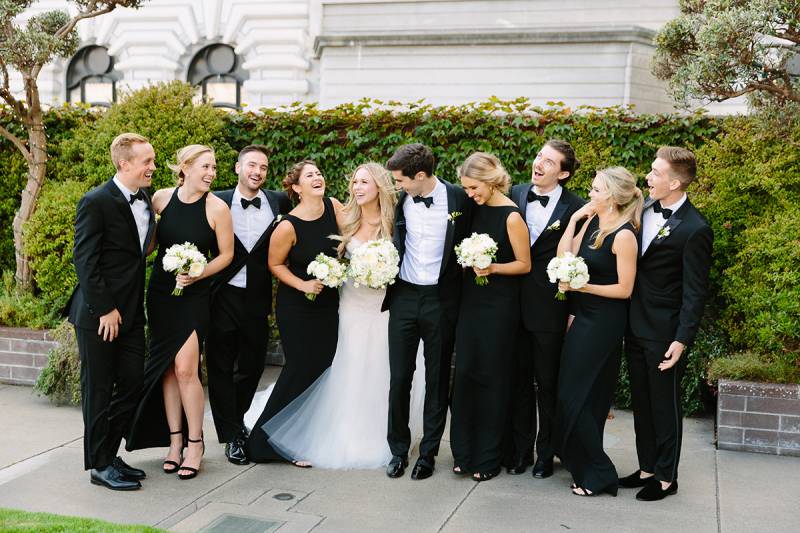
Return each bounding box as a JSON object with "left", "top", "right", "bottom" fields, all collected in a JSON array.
[
  {"left": 178, "top": 436, "right": 204, "bottom": 480},
  {"left": 472, "top": 469, "right": 500, "bottom": 482},
  {"left": 162, "top": 429, "right": 184, "bottom": 474}
]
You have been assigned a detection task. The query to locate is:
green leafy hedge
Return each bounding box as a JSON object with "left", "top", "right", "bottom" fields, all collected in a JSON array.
[{"left": 3, "top": 82, "right": 797, "bottom": 412}]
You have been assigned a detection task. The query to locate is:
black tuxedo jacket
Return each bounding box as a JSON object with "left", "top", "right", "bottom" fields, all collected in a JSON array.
[
  {"left": 67, "top": 178, "right": 155, "bottom": 332},
  {"left": 381, "top": 178, "right": 473, "bottom": 317},
  {"left": 628, "top": 197, "right": 713, "bottom": 346},
  {"left": 210, "top": 188, "right": 291, "bottom": 318},
  {"left": 512, "top": 183, "right": 585, "bottom": 332}
]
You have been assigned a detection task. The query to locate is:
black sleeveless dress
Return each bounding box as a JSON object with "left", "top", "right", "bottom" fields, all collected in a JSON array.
[
  {"left": 450, "top": 204, "right": 523, "bottom": 475},
  {"left": 246, "top": 197, "right": 340, "bottom": 462},
  {"left": 126, "top": 188, "right": 217, "bottom": 451},
  {"left": 555, "top": 217, "right": 634, "bottom": 492}
]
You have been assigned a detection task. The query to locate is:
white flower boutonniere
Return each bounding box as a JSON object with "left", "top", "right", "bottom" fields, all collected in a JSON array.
[
  {"left": 274, "top": 214, "right": 283, "bottom": 225},
  {"left": 448, "top": 211, "right": 462, "bottom": 224},
  {"left": 546, "top": 220, "right": 561, "bottom": 232},
  {"left": 154, "top": 213, "right": 161, "bottom": 223},
  {"left": 657, "top": 225, "right": 671, "bottom": 240}
]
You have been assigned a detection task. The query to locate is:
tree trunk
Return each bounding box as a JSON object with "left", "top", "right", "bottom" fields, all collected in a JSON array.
[{"left": 12, "top": 109, "right": 47, "bottom": 289}]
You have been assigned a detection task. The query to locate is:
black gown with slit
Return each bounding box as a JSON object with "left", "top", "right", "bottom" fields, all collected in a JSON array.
[
  {"left": 554, "top": 216, "right": 634, "bottom": 492},
  {"left": 246, "top": 197, "right": 340, "bottom": 462},
  {"left": 127, "top": 189, "right": 217, "bottom": 451},
  {"left": 450, "top": 204, "right": 522, "bottom": 475}
]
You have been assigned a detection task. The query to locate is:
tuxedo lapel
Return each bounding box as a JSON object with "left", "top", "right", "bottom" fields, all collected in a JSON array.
[
  {"left": 439, "top": 180, "right": 457, "bottom": 278},
  {"left": 142, "top": 189, "right": 156, "bottom": 255},
  {"left": 544, "top": 196, "right": 569, "bottom": 234},
  {"left": 643, "top": 200, "right": 687, "bottom": 257},
  {"left": 515, "top": 184, "right": 531, "bottom": 221},
  {"left": 106, "top": 180, "right": 142, "bottom": 252},
  {"left": 251, "top": 190, "right": 281, "bottom": 252},
  {"left": 394, "top": 192, "right": 407, "bottom": 264}
]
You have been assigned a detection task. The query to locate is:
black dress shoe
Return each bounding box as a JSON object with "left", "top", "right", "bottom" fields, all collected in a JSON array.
[
  {"left": 532, "top": 458, "right": 554, "bottom": 479},
  {"left": 636, "top": 479, "right": 678, "bottom": 501},
  {"left": 386, "top": 455, "right": 408, "bottom": 478},
  {"left": 619, "top": 469, "right": 654, "bottom": 488},
  {"left": 90, "top": 465, "right": 141, "bottom": 491},
  {"left": 225, "top": 438, "right": 249, "bottom": 465},
  {"left": 411, "top": 456, "right": 435, "bottom": 480},
  {"left": 506, "top": 459, "right": 528, "bottom": 475},
  {"left": 112, "top": 456, "right": 146, "bottom": 481}
]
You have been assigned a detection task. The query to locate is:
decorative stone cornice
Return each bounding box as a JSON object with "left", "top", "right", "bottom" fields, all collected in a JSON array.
[{"left": 314, "top": 25, "right": 657, "bottom": 57}]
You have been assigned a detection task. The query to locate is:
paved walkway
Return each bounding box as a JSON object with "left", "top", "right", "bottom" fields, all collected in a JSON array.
[{"left": 0, "top": 371, "right": 798, "bottom": 532}]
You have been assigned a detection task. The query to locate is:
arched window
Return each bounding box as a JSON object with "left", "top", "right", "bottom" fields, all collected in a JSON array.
[
  {"left": 188, "top": 44, "right": 246, "bottom": 109},
  {"left": 66, "top": 46, "right": 119, "bottom": 107}
]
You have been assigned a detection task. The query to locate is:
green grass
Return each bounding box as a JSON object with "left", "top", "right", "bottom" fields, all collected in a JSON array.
[{"left": 0, "top": 508, "right": 164, "bottom": 532}]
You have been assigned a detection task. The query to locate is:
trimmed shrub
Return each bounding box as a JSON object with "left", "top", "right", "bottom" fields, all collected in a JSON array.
[{"left": 34, "top": 320, "right": 80, "bottom": 405}]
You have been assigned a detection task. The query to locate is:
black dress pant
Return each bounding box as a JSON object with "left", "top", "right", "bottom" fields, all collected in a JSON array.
[
  {"left": 388, "top": 281, "right": 455, "bottom": 458},
  {"left": 626, "top": 336, "right": 686, "bottom": 482},
  {"left": 75, "top": 325, "right": 144, "bottom": 470},
  {"left": 206, "top": 285, "right": 270, "bottom": 443},
  {"left": 506, "top": 328, "right": 563, "bottom": 465}
]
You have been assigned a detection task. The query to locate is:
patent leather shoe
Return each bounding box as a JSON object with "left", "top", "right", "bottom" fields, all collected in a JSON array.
[
  {"left": 411, "top": 456, "right": 435, "bottom": 480},
  {"left": 225, "top": 438, "right": 249, "bottom": 465},
  {"left": 112, "top": 456, "right": 146, "bottom": 481},
  {"left": 506, "top": 456, "right": 529, "bottom": 475},
  {"left": 532, "top": 458, "right": 554, "bottom": 479},
  {"left": 90, "top": 465, "right": 141, "bottom": 491},
  {"left": 386, "top": 455, "right": 408, "bottom": 478}
]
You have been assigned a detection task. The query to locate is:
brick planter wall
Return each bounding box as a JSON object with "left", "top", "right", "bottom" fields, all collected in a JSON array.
[
  {"left": 0, "top": 327, "right": 58, "bottom": 386},
  {"left": 717, "top": 379, "right": 800, "bottom": 457}
]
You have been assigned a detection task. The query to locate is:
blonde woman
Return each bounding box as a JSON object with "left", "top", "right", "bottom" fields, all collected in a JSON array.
[
  {"left": 244, "top": 162, "right": 426, "bottom": 469},
  {"left": 553, "top": 166, "right": 642, "bottom": 497},
  {"left": 449, "top": 152, "right": 531, "bottom": 482},
  {"left": 127, "top": 145, "right": 233, "bottom": 481}
]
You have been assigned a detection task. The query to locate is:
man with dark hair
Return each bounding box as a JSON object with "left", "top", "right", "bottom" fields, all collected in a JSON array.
[
  {"left": 505, "top": 139, "right": 585, "bottom": 478},
  {"left": 620, "top": 146, "right": 713, "bottom": 501},
  {"left": 207, "top": 145, "right": 291, "bottom": 464},
  {"left": 67, "top": 132, "right": 156, "bottom": 490},
  {"left": 383, "top": 142, "right": 472, "bottom": 480}
]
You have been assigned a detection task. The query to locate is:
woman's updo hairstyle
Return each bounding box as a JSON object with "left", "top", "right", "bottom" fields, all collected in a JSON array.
[
  {"left": 167, "top": 144, "right": 215, "bottom": 186},
  {"left": 458, "top": 152, "right": 511, "bottom": 194},
  {"left": 283, "top": 159, "right": 318, "bottom": 203}
]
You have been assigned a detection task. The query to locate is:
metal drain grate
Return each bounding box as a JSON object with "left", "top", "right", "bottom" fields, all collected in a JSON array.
[{"left": 199, "top": 513, "right": 282, "bottom": 533}]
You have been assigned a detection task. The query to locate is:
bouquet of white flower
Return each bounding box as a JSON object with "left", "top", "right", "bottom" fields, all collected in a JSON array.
[
  {"left": 347, "top": 238, "right": 400, "bottom": 289},
  {"left": 162, "top": 242, "right": 208, "bottom": 296},
  {"left": 455, "top": 232, "right": 498, "bottom": 286},
  {"left": 546, "top": 252, "right": 590, "bottom": 300},
  {"left": 306, "top": 253, "right": 347, "bottom": 300}
]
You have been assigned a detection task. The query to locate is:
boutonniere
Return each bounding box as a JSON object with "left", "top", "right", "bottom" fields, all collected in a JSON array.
[
  {"left": 657, "top": 225, "right": 671, "bottom": 239},
  {"left": 546, "top": 220, "right": 561, "bottom": 231},
  {"left": 448, "top": 211, "right": 462, "bottom": 224},
  {"left": 274, "top": 214, "right": 283, "bottom": 225},
  {"left": 154, "top": 213, "right": 161, "bottom": 223}
]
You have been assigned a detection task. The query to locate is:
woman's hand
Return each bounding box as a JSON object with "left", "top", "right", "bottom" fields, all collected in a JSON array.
[
  {"left": 176, "top": 269, "right": 204, "bottom": 289},
  {"left": 558, "top": 281, "right": 571, "bottom": 293},
  {"left": 300, "top": 279, "right": 324, "bottom": 296},
  {"left": 570, "top": 203, "right": 596, "bottom": 222},
  {"left": 472, "top": 264, "right": 494, "bottom": 278}
]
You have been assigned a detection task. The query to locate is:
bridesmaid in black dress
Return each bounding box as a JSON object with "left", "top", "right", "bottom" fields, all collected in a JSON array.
[
  {"left": 450, "top": 152, "right": 531, "bottom": 482},
  {"left": 554, "top": 166, "right": 642, "bottom": 497},
  {"left": 246, "top": 160, "right": 343, "bottom": 464},
  {"left": 127, "top": 145, "right": 233, "bottom": 480}
]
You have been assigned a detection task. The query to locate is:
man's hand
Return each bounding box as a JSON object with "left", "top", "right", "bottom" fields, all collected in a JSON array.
[
  {"left": 659, "top": 341, "right": 685, "bottom": 371},
  {"left": 98, "top": 309, "right": 122, "bottom": 342}
]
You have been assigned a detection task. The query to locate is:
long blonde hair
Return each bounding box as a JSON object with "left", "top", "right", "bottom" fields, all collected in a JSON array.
[
  {"left": 167, "top": 144, "right": 215, "bottom": 186},
  {"left": 590, "top": 166, "right": 643, "bottom": 249},
  {"left": 336, "top": 162, "right": 397, "bottom": 256}
]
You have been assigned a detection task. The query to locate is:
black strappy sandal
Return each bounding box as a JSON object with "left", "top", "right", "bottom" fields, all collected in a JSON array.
[
  {"left": 571, "top": 484, "right": 618, "bottom": 497},
  {"left": 178, "top": 436, "right": 204, "bottom": 480},
  {"left": 472, "top": 470, "right": 499, "bottom": 482},
  {"left": 452, "top": 465, "right": 467, "bottom": 475},
  {"left": 162, "top": 429, "right": 184, "bottom": 474}
]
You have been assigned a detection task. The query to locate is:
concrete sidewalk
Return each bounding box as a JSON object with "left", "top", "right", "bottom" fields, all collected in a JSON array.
[{"left": 0, "top": 372, "right": 797, "bottom": 533}]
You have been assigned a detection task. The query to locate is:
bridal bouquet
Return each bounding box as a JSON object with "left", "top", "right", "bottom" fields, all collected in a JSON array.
[
  {"left": 547, "top": 252, "right": 590, "bottom": 300},
  {"left": 306, "top": 253, "right": 347, "bottom": 300},
  {"left": 162, "top": 242, "right": 207, "bottom": 296},
  {"left": 347, "top": 238, "right": 400, "bottom": 289},
  {"left": 455, "top": 232, "right": 498, "bottom": 286}
]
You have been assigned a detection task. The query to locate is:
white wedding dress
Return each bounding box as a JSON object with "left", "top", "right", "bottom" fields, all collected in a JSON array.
[{"left": 244, "top": 238, "right": 426, "bottom": 469}]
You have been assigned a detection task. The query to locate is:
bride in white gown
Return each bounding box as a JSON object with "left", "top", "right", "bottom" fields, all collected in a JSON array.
[{"left": 244, "top": 163, "right": 425, "bottom": 469}]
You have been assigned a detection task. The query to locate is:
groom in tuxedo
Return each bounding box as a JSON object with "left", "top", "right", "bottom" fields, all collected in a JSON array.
[
  {"left": 207, "top": 145, "right": 290, "bottom": 464},
  {"left": 67, "top": 132, "right": 156, "bottom": 490},
  {"left": 621, "top": 146, "right": 713, "bottom": 501},
  {"left": 505, "top": 139, "right": 584, "bottom": 477},
  {"left": 383, "top": 143, "right": 472, "bottom": 480}
]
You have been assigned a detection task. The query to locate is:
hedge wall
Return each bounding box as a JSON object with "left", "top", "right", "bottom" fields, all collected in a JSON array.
[{"left": 1, "top": 82, "right": 796, "bottom": 413}]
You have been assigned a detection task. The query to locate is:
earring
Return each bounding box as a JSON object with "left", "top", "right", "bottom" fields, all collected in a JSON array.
[{"left": 608, "top": 205, "right": 613, "bottom": 214}]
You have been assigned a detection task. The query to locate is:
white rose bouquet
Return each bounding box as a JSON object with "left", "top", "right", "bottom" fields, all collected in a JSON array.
[
  {"left": 455, "top": 232, "right": 498, "bottom": 286},
  {"left": 546, "top": 252, "right": 590, "bottom": 300},
  {"left": 306, "top": 253, "right": 347, "bottom": 301},
  {"left": 347, "top": 238, "right": 400, "bottom": 289},
  {"left": 162, "top": 242, "right": 207, "bottom": 296}
]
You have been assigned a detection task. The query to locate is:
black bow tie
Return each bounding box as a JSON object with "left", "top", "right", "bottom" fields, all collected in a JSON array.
[
  {"left": 527, "top": 189, "right": 549, "bottom": 207},
  {"left": 413, "top": 195, "right": 433, "bottom": 208},
  {"left": 241, "top": 196, "right": 261, "bottom": 209},
  {"left": 128, "top": 190, "right": 145, "bottom": 204},
  {"left": 652, "top": 202, "right": 672, "bottom": 219}
]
